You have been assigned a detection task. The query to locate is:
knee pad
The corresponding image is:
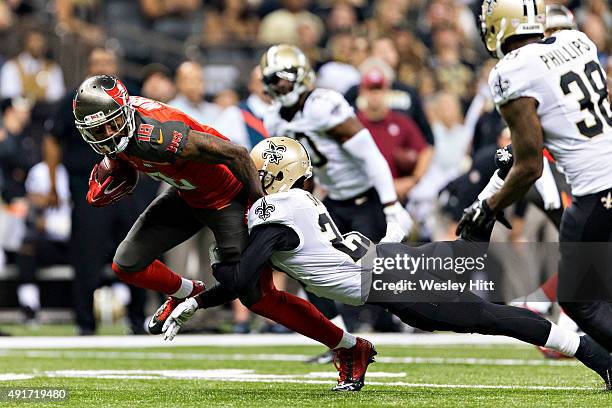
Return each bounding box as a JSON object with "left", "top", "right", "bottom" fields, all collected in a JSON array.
[{"left": 113, "top": 240, "right": 151, "bottom": 273}]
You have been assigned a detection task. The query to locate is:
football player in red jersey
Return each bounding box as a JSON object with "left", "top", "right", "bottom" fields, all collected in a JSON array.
[
  {"left": 73, "top": 74, "right": 261, "bottom": 334},
  {"left": 72, "top": 76, "right": 367, "bottom": 372}
]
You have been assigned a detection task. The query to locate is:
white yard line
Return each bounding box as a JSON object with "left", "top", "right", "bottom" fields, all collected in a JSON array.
[
  {"left": 0, "top": 333, "right": 524, "bottom": 349},
  {"left": 0, "top": 349, "right": 579, "bottom": 367},
  {"left": 0, "top": 369, "right": 595, "bottom": 391}
]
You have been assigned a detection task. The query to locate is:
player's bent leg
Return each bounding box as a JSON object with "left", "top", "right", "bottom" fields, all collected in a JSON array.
[
  {"left": 245, "top": 267, "right": 344, "bottom": 349},
  {"left": 200, "top": 198, "right": 249, "bottom": 263},
  {"left": 244, "top": 267, "right": 376, "bottom": 391},
  {"left": 112, "top": 188, "right": 207, "bottom": 334},
  {"left": 303, "top": 291, "right": 342, "bottom": 365},
  {"left": 112, "top": 261, "right": 205, "bottom": 334}
]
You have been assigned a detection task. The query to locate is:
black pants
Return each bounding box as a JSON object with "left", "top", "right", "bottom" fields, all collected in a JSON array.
[
  {"left": 70, "top": 175, "right": 156, "bottom": 332},
  {"left": 370, "top": 240, "right": 551, "bottom": 346},
  {"left": 557, "top": 188, "right": 612, "bottom": 351},
  {"left": 324, "top": 188, "right": 388, "bottom": 243},
  {"left": 373, "top": 291, "right": 550, "bottom": 346},
  {"left": 306, "top": 188, "right": 388, "bottom": 330},
  {"left": 113, "top": 187, "right": 248, "bottom": 272}
]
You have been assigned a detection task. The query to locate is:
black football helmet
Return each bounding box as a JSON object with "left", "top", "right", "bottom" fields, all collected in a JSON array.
[{"left": 73, "top": 75, "right": 135, "bottom": 155}]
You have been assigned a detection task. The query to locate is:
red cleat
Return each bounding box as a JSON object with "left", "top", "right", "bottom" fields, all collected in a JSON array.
[
  {"left": 332, "top": 337, "right": 377, "bottom": 391},
  {"left": 147, "top": 280, "right": 205, "bottom": 335}
]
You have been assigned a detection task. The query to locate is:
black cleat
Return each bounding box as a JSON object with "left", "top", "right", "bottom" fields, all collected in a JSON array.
[{"left": 574, "top": 335, "right": 612, "bottom": 390}]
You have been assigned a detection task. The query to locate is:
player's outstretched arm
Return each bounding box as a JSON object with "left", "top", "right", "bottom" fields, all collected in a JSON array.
[
  {"left": 330, "top": 117, "right": 413, "bottom": 235},
  {"left": 456, "top": 99, "right": 540, "bottom": 240},
  {"left": 180, "top": 129, "right": 264, "bottom": 202},
  {"left": 487, "top": 97, "right": 543, "bottom": 212}
]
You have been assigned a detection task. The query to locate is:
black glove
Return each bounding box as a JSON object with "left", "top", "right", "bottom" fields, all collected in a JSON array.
[
  {"left": 495, "top": 144, "right": 514, "bottom": 180},
  {"left": 456, "top": 199, "right": 512, "bottom": 241}
]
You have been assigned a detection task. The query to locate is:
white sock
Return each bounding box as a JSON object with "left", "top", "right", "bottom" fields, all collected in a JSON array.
[
  {"left": 334, "top": 331, "right": 357, "bottom": 350},
  {"left": 17, "top": 284, "right": 40, "bottom": 310},
  {"left": 171, "top": 278, "right": 193, "bottom": 298},
  {"left": 330, "top": 315, "right": 347, "bottom": 332},
  {"left": 545, "top": 323, "right": 580, "bottom": 356},
  {"left": 557, "top": 310, "right": 580, "bottom": 333}
]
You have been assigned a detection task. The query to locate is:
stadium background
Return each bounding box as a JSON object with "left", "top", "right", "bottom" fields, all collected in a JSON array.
[{"left": 0, "top": 0, "right": 610, "bottom": 336}]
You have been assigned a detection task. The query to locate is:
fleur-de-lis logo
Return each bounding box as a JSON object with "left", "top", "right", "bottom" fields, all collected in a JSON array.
[
  {"left": 495, "top": 147, "right": 513, "bottom": 164},
  {"left": 493, "top": 76, "right": 510, "bottom": 97},
  {"left": 255, "top": 197, "right": 276, "bottom": 220},
  {"left": 262, "top": 141, "right": 286, "bottom": 165},
  {"left": 601, "top": 192, "right": 612, "bottom": 210}
]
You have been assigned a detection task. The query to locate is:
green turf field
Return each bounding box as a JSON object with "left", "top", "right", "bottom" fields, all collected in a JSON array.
[{"left": 1, "top": 342, "right": 612, "bottom": 407}]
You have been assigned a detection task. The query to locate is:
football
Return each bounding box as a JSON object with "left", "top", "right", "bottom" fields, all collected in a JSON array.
[
  {"left": 87, "top": 156, "right": 139, "bottom": 207},
  {"left": 96, "top": 156, "right": 138, "bottom": 186}
]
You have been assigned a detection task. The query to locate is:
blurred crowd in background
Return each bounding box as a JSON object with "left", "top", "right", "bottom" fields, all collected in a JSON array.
[{"left": 0, "top": 0, "right": 610, "bottom": 335}]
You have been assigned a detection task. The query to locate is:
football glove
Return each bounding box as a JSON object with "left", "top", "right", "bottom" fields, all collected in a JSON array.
[
  {"left": 495, "top": 144, "right": 514, "bottom": 180},
  {"left": 162, "top": 297, "right": 199, "bottom": 341},
  {"left": 380, "top": 222, "right": 406, "bottom": 243},
  {"left": 456, "top": 199, "right": 512, "bottom": 241},
  {"left": 86, "top": 159, "right": 137, "bottom": 207},
  {"left": 383, "top": 202, "right": 413, "bottom": 240}
]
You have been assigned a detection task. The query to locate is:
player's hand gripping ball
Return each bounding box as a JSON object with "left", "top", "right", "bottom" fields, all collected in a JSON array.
[{"left": 87, "top": 156, "right": 138, "bottom": 207}]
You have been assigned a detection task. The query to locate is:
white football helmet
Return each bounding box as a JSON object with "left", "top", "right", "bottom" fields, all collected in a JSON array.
[
  {"left": 260, "top": 44, "right": 315, "bottom": 107},
  {"left": 250, "top": 137, "right": 312, "bottom": 194},
  {"left": 545, "top": 4, "right": 576, "bottom": 35},
  {"left": 480, "top": 0, "right": 546, "bottom": 59}
]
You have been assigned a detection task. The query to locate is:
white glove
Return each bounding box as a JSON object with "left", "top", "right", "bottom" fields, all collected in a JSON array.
[
  {"left": 162, "top": 297, "right": 199, "bottom": 341},
  {"left": 380, "top": 222, "right": 406, "bottom": 243},
  {"left": 208, "top": 242, "right": 221, "bottom": 267},
  {"left": 383, "top": 202, "right": 413, "bottom": 240}
]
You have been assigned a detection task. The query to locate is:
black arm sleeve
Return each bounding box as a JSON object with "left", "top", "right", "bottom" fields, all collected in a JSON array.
[{"left": 196, "top": 224, "right": 300, "bottom": 309}]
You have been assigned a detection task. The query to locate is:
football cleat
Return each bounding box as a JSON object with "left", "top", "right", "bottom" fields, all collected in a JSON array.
[
  {"left": 332, "top": 337, "right": 377, "bottom": 392},
  {"left": 147, "top": 280, "right": 205, "bottom": 335},
  {"left": 574, "top": 335, "right": 612, "bottom": 390}
]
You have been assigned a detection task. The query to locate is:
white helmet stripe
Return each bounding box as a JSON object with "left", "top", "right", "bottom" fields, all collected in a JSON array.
[{"left": 525, "top": 0, "right": 537, "bottom": 22}]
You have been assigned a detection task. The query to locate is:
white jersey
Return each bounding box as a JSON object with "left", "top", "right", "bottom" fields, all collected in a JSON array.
[
  {"left": 264, "top": 88, "right": 371, "bottom": 200},
  {"left": 489, "top": 30, "right": 612, "bottom": 196},
  {"left": 248, "top": 189, "right": 371, "bottom": 306}
]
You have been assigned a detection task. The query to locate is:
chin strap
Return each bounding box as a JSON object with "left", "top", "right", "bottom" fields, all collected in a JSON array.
[{"left": 496, "top": 18, "right": 508, "bottom": 58}]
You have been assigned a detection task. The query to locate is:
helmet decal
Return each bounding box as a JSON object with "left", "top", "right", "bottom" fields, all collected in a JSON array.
[
  {"left": 262, "top": 141, "right": 287, "bottom": 165},
  {"left": 83, "top": 111, "right": 107, "bottom": 125},
  {"left": 102, "top": 79, "right": 128, "bottom": 107}
]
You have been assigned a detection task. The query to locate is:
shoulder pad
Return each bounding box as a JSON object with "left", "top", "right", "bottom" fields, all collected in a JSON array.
[
  {"left": 128, "top": 114, "right": 189, "bottom": 162},
  {"left": 303, "top": 89, "right": 354, "bottom": 131},
  {"left": 248, "top": 193, "right": 293, "bottom": 231},
  {"left": 488, "top": 53, "right": 540, "bottom": 107}
]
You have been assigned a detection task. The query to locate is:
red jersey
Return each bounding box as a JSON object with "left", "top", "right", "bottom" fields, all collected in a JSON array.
[
  {"left": 357, "top": 110, "right": 428, "bottom": 178},
  {"left": 118, "top": 96, "right": 243, "bottom": 209}
]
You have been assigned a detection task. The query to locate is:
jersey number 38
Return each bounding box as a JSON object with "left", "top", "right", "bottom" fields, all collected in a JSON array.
[{"left": 560, "top": 60, "right": 612, "bottom": 138}]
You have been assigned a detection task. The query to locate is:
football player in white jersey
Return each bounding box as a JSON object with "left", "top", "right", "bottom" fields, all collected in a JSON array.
[
  {"left": 164, "top": 137, "right": 612, "bottom": 390},
  {"left": 458, "top": 0, "right": 612, "bottom": 351},
  {"left": 260, "top": 44, "right": 414, "bottom": 361}
]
